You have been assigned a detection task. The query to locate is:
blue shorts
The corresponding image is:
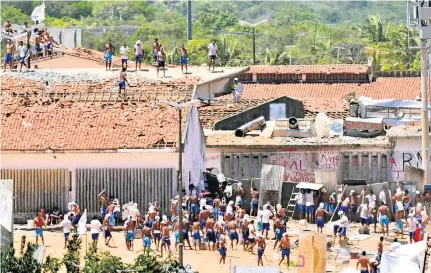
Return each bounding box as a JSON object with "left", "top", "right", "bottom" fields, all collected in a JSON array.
[
  {"left": 183, "top": 229, "right": 189, "bottom": 239},
  {"left": 92, "top": 233, "right": 99, "bottom": 240},
  {"left": 121, "top": 58, "right": 128, "bottom": 65},
  {"left": 380, "top": 215, "right": 389, "bottom": 226},
  {"left": 158, "top": 60, "right": 165, "bottom": 67},
  {"left": 333, "top": 225, "right": 346, "bottom": 236},
  {"left": 101, "top": 206, "right": 107, "bottom": 217},
  {"left": 126, "top": 231, "right": 134, "bottom": 242},
  {"left": 104, "top": 229, "right": 111, "bottom": 238},
  {"left": 360, "top": 270, "right": 369, "bottom": 273},
  {"left": 191, "top": 203, "right": 198, "bottom": 214},
  {"left": 143, "top": 236, "right": 151, "bottom": 247},
  {"left": 275, "top": 228, "right": 285, "bottom": 242},
  {"left": 351, "top": 204, "right": 358, "bottom": 215},
  {"left": 207, "top": 230, "right": 216, "bottom": 243},
  {"left": 4, "top": 53, "right": 12, "bottom": 63},
  {"left": 251, "top": 200, "right": 258, "bottom": 210},
  {"left": 174, "top": 231, "right": 180, "bottom": 243},
  {"left": 409, "top": 231, "right": 415, "bottom": 239},
  {"left": 282, "top": 248, "right": 290, "bottom": 259},
  {"left": 316, "top": 218, "right": 325, "bottom": 228},
  {"left": 360, "top": 217, "right": 367, "bottom": 225},
  {"left": 193, "top": 231, "right": 201, "bottom": 241},
  {"left": 257, "top": 221, "right": 263, "bottom": 231},
  {"left": 135, "top": 54, "right": 143, "bottom": 63},
  {"left": 262, "top": 223, "right": 270, "bottom": 231},
  {"left": 306, "top": 205, "right": 315, "bottom": 214},
  {"left": 396, "top": 219, "right": 403, "bottom": 231},
  {"left": 340, "top": 206, "right": 349, "bottom": 215},
  {"left": 219, "top": 247, "right": 227, "bottom": 257},
  {"left": 19, "top": 56, "right": 26, "bottom": 64},
  {"left": 417, "top": 216, "right": 423, "bottom": 224},
  {"left": 367, "top": 216, "right": 374, "bottom": 225},
  {"left": 258, "top": 248, "right": 264, "bottom": 259},
  {"left": 64, "top": 232, "right": 70, "bottom": 240},
  {"left": 119, "top": 81, "right": 126, "bottom": 89},
  {"left": 35, "top": 228, "right": 43, "bottom": 237},
  {"left": 153, "top": 53, "right": 158, "bottom": 60},
  {"left": 297, "top": 204, "right": 305, "bottom": 213},
  {"left": 105, "top": 52, "right": 113, "bottom": 62},
  {"left": 229, "top": 231, "right": 239, "bottom": 241},
  {"left": 109, "top": 214, "right": 115, "bottom": 226},
  {"left": 180, "top": 56, "right": 188, "bottom": 65},
  {"left": 162, "top": 236, "right": 171, "bottom": 246},
  {"left": 200, "top": 220, "right": 206, "bottom": 229},
  {"left": 154, "top": 233, "right": 161, "bottom": 241},
  {"left": 248, "top": 238, "right": 255, "bottom": 244},
  {"left": 72, "top": 215, "right": 81, "bottom": 225}
]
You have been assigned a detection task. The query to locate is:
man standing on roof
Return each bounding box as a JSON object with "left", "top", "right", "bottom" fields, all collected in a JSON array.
[
  {"left": 208, "top": 40, "right": 218, "bottom": 73},
  {"left": 179, "top": 43, "right": 188, "bottom": 74},
  {"left": 118, "top": 67, "right": 130, "bottom": 95},
  {"left": 153, "top": 38, "right": 160, "bottom": 65},
  {"left": 3, "top": 39, "right": 15, "bottom": 72},
  {"left": 233, "top": 77, "right": 243, "bottom": 104},
  {"left": 18, "top": 41, "right": 28, "bottom": 72},
  {"left": 105, "top": 39, "right": 115, "bottom": 71},
  {"left": 156, "top": 45, "right": 166, "bottom": 78},
  {"left": 134, "top": 40, "right": 143, "bottom": 71},
  {"left": 120, "top": 42, "right": 130, "bottom": 70}
]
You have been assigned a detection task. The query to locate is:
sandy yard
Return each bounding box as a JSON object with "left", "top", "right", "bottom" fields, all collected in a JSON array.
[{"left": 13, "top": 220, "right": 424, "bottom": 273}]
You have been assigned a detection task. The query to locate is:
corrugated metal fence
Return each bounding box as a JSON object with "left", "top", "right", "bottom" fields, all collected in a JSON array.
[
  {"left": 0, "top": 169, "right": 70, "bottom": 216},
  {"left": 76, "top": 168, "right": 175, "bottom": 216}
]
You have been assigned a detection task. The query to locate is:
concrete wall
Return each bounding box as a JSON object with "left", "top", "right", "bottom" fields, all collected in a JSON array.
[
  {"left": 392, "top": 138, "right": 429, "bottom": 183},
  {"left": 213, "top": 97, "right": 305, "bottom": 130},
  {"left": 195, "top": 79, "right": 230, "bottom": 101},
  {"left": 49, "top": 27, "right": 82, "bottom": 48},
  {"left": 1, "top": 152, "right": 178, "bottom": 202}
]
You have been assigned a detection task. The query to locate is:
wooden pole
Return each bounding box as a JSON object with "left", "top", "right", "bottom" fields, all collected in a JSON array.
[{"left": 329, "top": 185, "right": 348, "bottom": 223}]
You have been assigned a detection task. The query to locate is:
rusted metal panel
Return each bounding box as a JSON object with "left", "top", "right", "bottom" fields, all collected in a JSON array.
[
  {"left": 0, "top": 169, "right": 69, "bottom": 215},
  {"left": 75, "top": 168, "right": 174, "bottom": 217}
]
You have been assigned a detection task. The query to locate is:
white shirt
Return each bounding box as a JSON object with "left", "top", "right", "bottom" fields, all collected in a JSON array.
[
  {"left": 90, "top": 219, "right": 102, "bottom": 234},
  {"left": 340, "top": 215, "right": 349, "bottom": 228},
  {"left": 367, "top": 194, "right": 376, "bottom": 207},
  {"left": 19, "top": 45, "right": 27, "bottom": 57},
  {"left": 200, "top": 198, "right": 207, "bottom": 209},
  {"left": 134, "top": 44, "right": 143, "bottom": 55},
  {"left": 208, "top": 43, "right": 217, "bottom": 56},
  {"left": 305, "top": 192, "right": 314, "bottom": 206},
  {"left": 359, "top": 205, "right": 368, "bottom": 219},
  {"left": 262, "top": 209, "right": 271, "bottom": 223},
  {"left": 235, "top": 83, "right": 244, "bottom": 95},
  {"left": 247, "top": 223, "right": 255, "bottom": 239},
  {"left": 226, "top": 205, "right": 234, "bottom": 215},
  {"left": 63, "top": 219, "right": 72, "bottom": 233},
  {"left": 408, "top": 217, "right": 418, "bottom": 232},
  {"left": 379, "top": 191, "right": 386, "bottom": 204},
  {"left": 120, "top": 46, "right": 130, "bottom": 59},
  {"left": 337, "top": 193, "right": 343, "bottom": 203},
  {"left": 257, "top": 210, "right": 264, "bottom": 220},
  {"left": 296, "top": 193, "right": 306, "bottom": 205},
  {"left": 390, "top": 242, "right": 401, "bottom": 252},
  {"left": 131, "top": 208, "right": 140, "bottom": 221}
]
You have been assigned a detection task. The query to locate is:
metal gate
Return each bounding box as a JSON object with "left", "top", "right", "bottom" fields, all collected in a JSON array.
[
  {"left": 0, "top": 169, "right": 70, "bottom": 218},
  {"left": 75, "top": 168, "right": 175, "bottom": 216}
]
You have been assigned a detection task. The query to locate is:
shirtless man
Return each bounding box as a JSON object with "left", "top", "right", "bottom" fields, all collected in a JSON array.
[
  {"left": 278, "top": 233, "right": 291, "bottom": 268},
  {"left": 356, "top": 251, "right": 372, "bottom": 273},
  {"left": 71, "top": 202, "right": 81, "bottom": 226},
  {"left": 183, "top": 215, "right": 193, "bottom": 250},
  {"left": 236, "top": 206, "right": 246, "bottom": 230},
  {"left": 99, "top": 190, "right": 109, "bottom": 218},
  {"left": 142, "top": 223, "right": 152, "bottom": 254},
  {"left": 377, "top": 236, "right": 383, "bottom": 255},
  {"left": 156, "top": 47, "right": 166, "bottom": 78},
  {"left": 206, "top": 217, "right": 217, "bottom": 251},
  {"left": 160, "top": 221, "right": 172, "bottom": 258},
  {"left": 218, "top": 234, "right": 227, "bottom": 264},
  {"left": 235, "top": 183, "right": 245, "bottom": 207},
  {"left": 174, "top": 221, "right": 180, "bottom": 251},
  {"left": 394, "top": 188, "right": 404, "bottom": 220},
  {"left": 199, "top": 207, "right": 209, "bottom": 233},
  {"left": 34, "top": 212, "right": 47, "bottom": 245},
  {"left": 124, "top": 218, "right": 135, "bottom": 251},
  {"left": 3, "top": 39, "right": 15, "bottom": 72},
  {"left": 219, "top": 202, "right": 227, "bottom": 219},
  {"left": 4, "top": 19, "right": 13, "bottom": 33},
  {"left": 213, "top": 196, "right": 221, "bottom": 220},
  {"left": 378, "top": 203, "right": 390, "bottom": 236},
  {"left": 192, "top": 220, "right": 201, "bottom": 251},
  {"left": 103, "top": 214, "right": 113, "bottom": 247},
  {"left": 315, "top": 202, "right": 329, "bottom": 233},
  {"left": 118, "top": 67, "right": 130, "bottom": 95},
  {"left": 152, "top": 216, "right": 161, "bottom": 250},
  {"left": 250, "top": 188, "right": 259, "bottom": 217},
  {"left": 179, "top": 43, "right": 188, "bottom": 74},
  {"left": 273, "top": 217, "right": 286, "bottom": 250},
  {"left": 148, "top": 209, "right": 157, "bottom": 229},
  {"left": 104, "top": 39, "right": 115, "bottom": 71},
  {"left": 152, "top": 38, "right": 161, "bottom": 65},
  {"left": 190, "top": 194, "right": 199, "bottom": 221},
  {"left": 227, "top": 219, "right": 239, "bottom": 249},
  {"left": 256, "top": 234, "right": 266, "bottom": 266}
]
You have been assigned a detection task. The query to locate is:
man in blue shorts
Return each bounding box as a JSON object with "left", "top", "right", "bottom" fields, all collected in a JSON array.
[
  {"left": 134, "top": 40, "right": 143, "bottom": 71},
  {"left": 90, "top": 215, "right": 102, "bottom": 250},
  {"left": 104, "top": 39, "right": 115, "bottom": 71},
  {"left": 256, "top": 233, "right": 266, "bottom": 266},
  {"left": 296, "top": 189, "right": 306, "bottom": 220},
  {"left": 161, "top": 221, "right": 172, "bottom": 258},
  {"left": 18, "top": 41, "right": 28, "bottom": 72},
  {"left": 278, "top": 232, "right": 291, "bottom": 268},
  {"left": 33, "top": 212, "right": 46, "bottom": 245},
  {"left": 3, "top": 39, "right": 14, "bottom": 72},
  {"left": 179, "top": 43, "right": 188, "bottom": 74},
  {"left": 378, "top": 203, "right": 390, "bottom": 236},
  {"left": 118, "top": 67, "right": 130, "bottom": 95},
  {"left": 124, "top": 217, "right": 135, "bottom": 251},
  {"left": 153, "top": 38, "right": 160, "bottom": 65},
  {"left": 315, "top": 202, "right": 328, "bottom": 233}
]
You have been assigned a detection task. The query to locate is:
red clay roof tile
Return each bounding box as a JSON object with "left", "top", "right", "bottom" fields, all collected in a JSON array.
[{"left": 247, "top": 64, "right": 369, "bottom": 75}]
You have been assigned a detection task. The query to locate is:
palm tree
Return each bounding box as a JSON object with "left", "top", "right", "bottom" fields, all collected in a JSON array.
[
  {"left": 264, "top": 48, "right": 281, "bottom": 65},
  {"left": 218, "top": 35, "right": 240, "bottom": 66}
]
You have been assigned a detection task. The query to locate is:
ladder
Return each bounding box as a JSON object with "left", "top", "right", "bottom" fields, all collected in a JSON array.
[{"left": 286, "top": 186, "right": 300, "bottom": 219}]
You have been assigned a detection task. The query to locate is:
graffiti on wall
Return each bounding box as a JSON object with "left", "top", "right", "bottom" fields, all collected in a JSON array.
[
  {"left": 271, "top": 151, "right": 341, "bottom": 182},
  {"left": 392, "top": 150, "right": 429, "bottom": 180}
]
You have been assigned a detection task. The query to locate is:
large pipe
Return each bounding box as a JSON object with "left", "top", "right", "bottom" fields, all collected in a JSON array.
[
  {"left": 235, "top": 116, "right": 266, "bottom": 137},
  {"left": 288, "top": 117, "right": 298, "bottom": 129}
]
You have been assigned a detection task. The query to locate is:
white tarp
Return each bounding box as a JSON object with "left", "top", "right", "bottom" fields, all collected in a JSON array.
[
  {"left": 380, "top": 240, "right": 426, "bottom": 273},
  {"left": 296, "top": 182, "right": 324, "bottom": 191},
  {"left": 77, "top": 209, "right": 87, "bottom": 235},
  {"left": 31, "top": 2, "right": 46, "bottom": 23}
]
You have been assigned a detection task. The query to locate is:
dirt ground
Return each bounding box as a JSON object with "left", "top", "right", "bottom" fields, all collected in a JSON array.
[{"left": 13, "top": 220, "right": 424, "bottom": 273}]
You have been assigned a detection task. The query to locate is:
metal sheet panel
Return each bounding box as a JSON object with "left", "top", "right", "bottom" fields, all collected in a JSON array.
[
  {"left": 75, "top": 168, "right": 174, "bottom": 217},
  {"left": 0, "top": 169, "right": 69, "bottom": 217},
  {"left": 259, "top": 164, "right": 284, "bottom": 207}
]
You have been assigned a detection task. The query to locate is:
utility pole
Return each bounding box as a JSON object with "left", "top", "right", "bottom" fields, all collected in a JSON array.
[
  {"left": 239, "top": 19, "right": 269, "bottom": 65},
  {"left": 187, "top": 0, "right": 192, "bottom": 40},
  {"left": 285, "top": 45, "right": 295, "bottom": 65},
  {"left": 333, "top": 46, "right": 344, "bottom": 64},
  {"left": 313, "top": 19, "right": 318, "bottom": 48},
  {"left": 252, "top": 27, "right": 256, "bottom": 65},
  {"left": 409, "top": 0, "right": 431, "bottom": 187}
]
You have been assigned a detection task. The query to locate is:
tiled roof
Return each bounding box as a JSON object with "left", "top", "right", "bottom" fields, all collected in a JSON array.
[
  {"left": 34, "top": 54, "right": 106, "bottom": 69},
  {"left": 235, "top": 78, "right": 420, "bottom": 100},
  {"left": 247, "top": 64, "right": 369, "bottom": 75}
]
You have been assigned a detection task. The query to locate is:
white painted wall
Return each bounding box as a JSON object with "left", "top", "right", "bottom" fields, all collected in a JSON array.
[
  {"left": 1, "top": 152, "right": 178, "bottom": 201},
  {"left": 392, "top": 138, "right": 428, "bottom": 181}
]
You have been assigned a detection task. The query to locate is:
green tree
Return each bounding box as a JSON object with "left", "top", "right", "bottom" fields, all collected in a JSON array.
[
  {"left": 1, "top": 7, "right": 30, "bottom": 24},
  {"left": 196, "top": 8, "right": 239, "bottom": 31}
]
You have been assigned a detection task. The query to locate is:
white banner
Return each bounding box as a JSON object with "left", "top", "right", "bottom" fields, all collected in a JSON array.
[
  {"left": 31, "top": 2, "right": 46, "bottom": 23},
  {"left": 77, "top": 209, "right": 87, "bottom": 235}
]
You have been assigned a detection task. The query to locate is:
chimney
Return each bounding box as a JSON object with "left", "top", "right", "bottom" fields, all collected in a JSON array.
[{"left": 367, "top": 56, "right": 375, "bottom": 82}]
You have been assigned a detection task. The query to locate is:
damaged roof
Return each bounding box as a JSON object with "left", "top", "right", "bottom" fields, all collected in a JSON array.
[{"left": 247, "top": 64, "right": 370, "bottom": 75}]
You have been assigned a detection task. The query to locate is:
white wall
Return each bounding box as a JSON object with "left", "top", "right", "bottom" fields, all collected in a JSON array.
[
  {"left": 1, "top": 152, "right": 178, "bottom": 200},
  {"left": 392, "top": 138, "right": 428, "bottom": 181}
]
